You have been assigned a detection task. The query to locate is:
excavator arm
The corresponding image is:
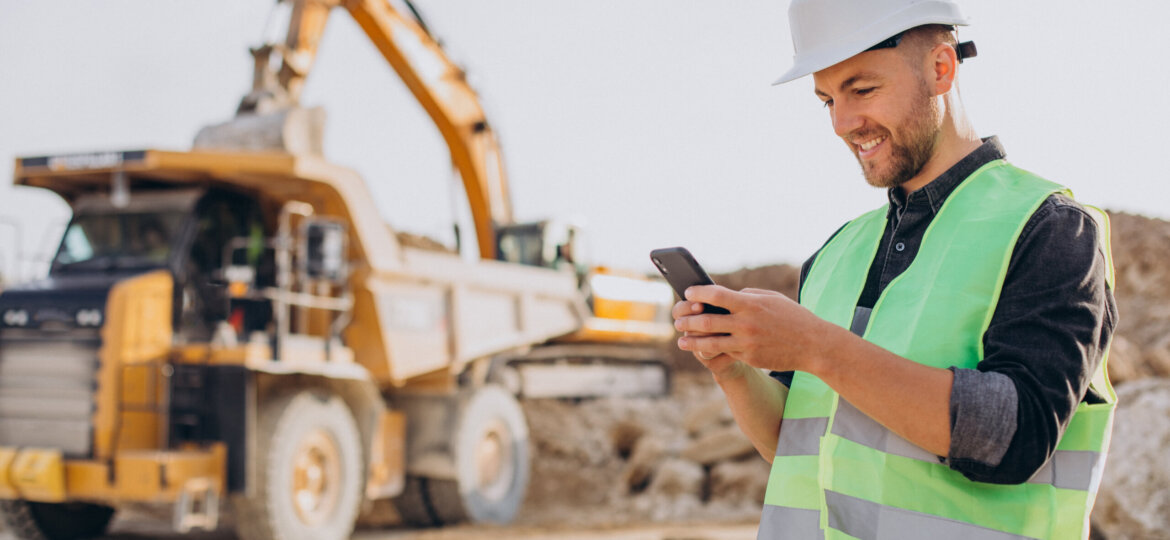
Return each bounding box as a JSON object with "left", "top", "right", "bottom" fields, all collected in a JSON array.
[{"left": 244, "top": 0, "right": 513, "bottom": 259}]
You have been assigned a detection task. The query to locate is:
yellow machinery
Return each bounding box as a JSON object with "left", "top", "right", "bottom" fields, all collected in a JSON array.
[{"left": 0, "top": 1, "right": 673, "bottom": 539}]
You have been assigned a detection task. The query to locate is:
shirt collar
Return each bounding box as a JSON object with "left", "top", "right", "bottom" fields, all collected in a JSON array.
[{"left": 887, "top": 136, "right": 1006, "bottom": 217}]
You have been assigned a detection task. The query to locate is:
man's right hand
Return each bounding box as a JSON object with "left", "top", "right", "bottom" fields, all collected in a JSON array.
[
  {"left": 672, "top": 287, "right": 785, "bottom": 381},
  {"left": 672, "top": 288, "right": 790, "bottom": 461}
]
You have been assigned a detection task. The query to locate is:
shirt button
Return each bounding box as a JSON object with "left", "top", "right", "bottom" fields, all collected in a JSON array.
[{"left": 895, "top": 242, "right": 906, "bottom": 252}]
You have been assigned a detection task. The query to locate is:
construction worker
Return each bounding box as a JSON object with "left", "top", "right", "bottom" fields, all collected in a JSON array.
[{"left": 671, "top": 1, "right": 1117, "bottom": 538}]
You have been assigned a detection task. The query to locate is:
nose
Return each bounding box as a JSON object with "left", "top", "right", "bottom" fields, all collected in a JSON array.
[{"left": 831, "top": 100, "right": 864, "bottom": 139}]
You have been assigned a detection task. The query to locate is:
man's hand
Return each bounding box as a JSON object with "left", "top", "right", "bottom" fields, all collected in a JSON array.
[
  {"left": 670, "top": 286, "right": 793, "bottom": 460},
  {"left": 673, "top": 285, "right": 831, "bottom": 375},
  {"left": 671, "top": 287, "right": 775, "bottom": 379}
]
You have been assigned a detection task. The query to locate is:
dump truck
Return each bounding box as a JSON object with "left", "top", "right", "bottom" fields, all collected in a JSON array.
[{"left": 0, "top": 1, "right": 673, "bottom": 539}]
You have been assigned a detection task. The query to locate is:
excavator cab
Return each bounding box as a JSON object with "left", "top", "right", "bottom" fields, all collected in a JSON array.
[{"left": 495, "top": 220, "right": 583, "bottom": 272}]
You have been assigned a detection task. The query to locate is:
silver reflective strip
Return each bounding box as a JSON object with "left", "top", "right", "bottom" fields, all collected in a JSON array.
[
  {"left": 758, "top": 504, "right": 824, "bottom": 540},
  {"left": 850, "top": 306, "right": 872, "bottom": 336},
  {"left": 1027, "top": 450, "right": 1099, "bottom": 491},
  {"left": 833, "top": 399, "right": 1100, "bottom": 492},
  {"left": 776, "top": 417, "right": 829, "bottom": 457},
  {"left": 824, "top": 490, "right": 1037, "bottom": 540},
  {"left": 830, "top": 399, "right": 939, "bottom": 463}
]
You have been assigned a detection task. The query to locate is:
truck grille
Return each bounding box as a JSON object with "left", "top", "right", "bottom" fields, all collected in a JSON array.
[{"left": 0, "top": 329, "right": 100, "bottom": 457}]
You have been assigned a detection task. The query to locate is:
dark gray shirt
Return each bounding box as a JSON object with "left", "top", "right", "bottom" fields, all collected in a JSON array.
[{"left": 777, "top": 137, "right": 1117, "bottom": 484}]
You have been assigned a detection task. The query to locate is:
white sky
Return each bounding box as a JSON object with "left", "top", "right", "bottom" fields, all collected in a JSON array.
[{"left": 1, "top": 1, "right": 1166, "bottom": 281}]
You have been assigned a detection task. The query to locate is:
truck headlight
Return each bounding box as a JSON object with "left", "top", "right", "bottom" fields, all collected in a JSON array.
[
  {"left": 2, "top": 309, "right": 29, "bottom": 327},
  {"left": 75, "top": 309, "right": 103, "bottom": 327}
]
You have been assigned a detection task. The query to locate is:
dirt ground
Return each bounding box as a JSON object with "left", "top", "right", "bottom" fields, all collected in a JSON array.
[
  {"left": 0, "top": 514, "right": 757, "bottom": 540},
  {"left": 0, "top": 522, "right": 759, "bottom": 540}
]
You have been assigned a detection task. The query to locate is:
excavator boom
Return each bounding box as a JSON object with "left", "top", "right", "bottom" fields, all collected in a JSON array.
[{"left": 243, "top": 0, "right": 513, "bottom": 259}]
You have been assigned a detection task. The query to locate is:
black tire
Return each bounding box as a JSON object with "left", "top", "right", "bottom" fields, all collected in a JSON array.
[
  {"left": 0, "top": 500, "right": 114, "bottom": 540},
  {"left": 233, "top": 390, "right": 364, "bottom": 540},
  {"left": 389, "top": 476, "right": 439, "bottom": 527},
  {"left": 431, "top": 384, "right": 530, "bottom": 525}
]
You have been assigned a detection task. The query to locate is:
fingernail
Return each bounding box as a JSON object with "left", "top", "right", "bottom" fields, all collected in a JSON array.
[{"left": 677, "top": 337, "right": 688, "bottom": 349}]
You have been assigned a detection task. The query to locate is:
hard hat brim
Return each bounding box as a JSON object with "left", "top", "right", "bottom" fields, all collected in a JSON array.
[{"left": 772, "top": 6, "right": 969, "bottom": 86}]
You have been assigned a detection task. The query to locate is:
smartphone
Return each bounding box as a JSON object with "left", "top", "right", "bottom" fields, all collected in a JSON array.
[{"left": 649, "top": 247, "right": 730, "bottom": 314}]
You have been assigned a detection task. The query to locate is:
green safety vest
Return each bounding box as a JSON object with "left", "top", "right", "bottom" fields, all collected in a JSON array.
[{"left": 759, "top": 160, "right": 1116, "bottom": 540}]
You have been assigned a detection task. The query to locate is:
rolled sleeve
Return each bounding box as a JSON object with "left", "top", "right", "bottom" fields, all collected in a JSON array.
[
  {"left": 946, "top": 195, "right": 1116, "bottom": 484},
  {"left": 947, "top": 367, "right": 1018, "bottom": 467}
]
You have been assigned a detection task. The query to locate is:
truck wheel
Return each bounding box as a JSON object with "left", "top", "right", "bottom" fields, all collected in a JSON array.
[
  {"left": 431, "top": 384, "right": 530, "bottom": 525},
  {"left": 389, "top": 476, "right": 437, "bottom": 526},
  {"left": 0, "top": 500, "right": 114, "bottom": 540},
  {"left": 234, "top": 390, "right": 363, "bottom": 540}
]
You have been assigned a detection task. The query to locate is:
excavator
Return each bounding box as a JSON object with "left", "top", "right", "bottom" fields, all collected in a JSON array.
[{"left": 0, "top": 1, "right": 673, "bottom": 539}]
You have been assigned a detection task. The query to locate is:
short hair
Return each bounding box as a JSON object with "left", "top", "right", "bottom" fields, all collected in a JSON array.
[{"left": 900, "top": 24, "right": 960, "bottom": 63}]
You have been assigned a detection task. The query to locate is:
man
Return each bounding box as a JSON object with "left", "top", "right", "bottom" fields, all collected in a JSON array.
[{"left": 671, "top": 1, "right": 1117, "bottom": 538}]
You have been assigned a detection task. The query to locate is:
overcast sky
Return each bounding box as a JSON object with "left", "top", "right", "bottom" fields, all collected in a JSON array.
[{"left": 1, "top": 1, "right": 1166, "bottom": 281}]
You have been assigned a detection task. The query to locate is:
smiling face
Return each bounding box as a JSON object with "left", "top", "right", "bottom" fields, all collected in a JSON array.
[{"left": 813, "top": 42, "right": 944, "bottom": 190}]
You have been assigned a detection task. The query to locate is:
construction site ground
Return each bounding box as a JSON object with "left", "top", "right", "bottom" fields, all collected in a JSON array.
[{"left": 0, "top": 521, "right": 757, "bottom": 540}]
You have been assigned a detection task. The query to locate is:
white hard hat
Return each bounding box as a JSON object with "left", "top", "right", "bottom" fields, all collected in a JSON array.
[{"left": 773, "top": 0, "right": 972, "bottom": 85}]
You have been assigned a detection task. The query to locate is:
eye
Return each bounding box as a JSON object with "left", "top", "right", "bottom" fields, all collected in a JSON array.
[
  {"left": 821, "top": 99, "right": 834, "bottom": 109},
  {"left": 855, "top": 86, "right": 876, "bottom": 96}
]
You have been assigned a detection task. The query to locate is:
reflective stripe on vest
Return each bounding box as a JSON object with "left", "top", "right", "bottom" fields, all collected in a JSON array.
[
  {"left": 758, "top": 160, "right": 1116, "bottom": 540},
  {"left": 759, "top": 203, "right": 887, "bottom": 539}
]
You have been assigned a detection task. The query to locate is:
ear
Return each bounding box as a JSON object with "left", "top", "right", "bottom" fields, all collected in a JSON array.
[{"left": 925, "top": 42, "right": 959, "bottom": 96}]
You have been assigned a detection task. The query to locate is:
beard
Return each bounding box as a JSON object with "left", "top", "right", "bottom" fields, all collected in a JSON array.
[{"left": 852, "top": 80, "right": 941, "bottom": 189}]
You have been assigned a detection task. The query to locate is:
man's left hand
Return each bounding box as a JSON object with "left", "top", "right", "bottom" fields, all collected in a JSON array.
[{"left": 674, "top": 285, "right": 831, "bottom": 373}]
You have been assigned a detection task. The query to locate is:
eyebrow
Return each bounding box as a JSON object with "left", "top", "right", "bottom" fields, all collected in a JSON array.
[{"left": 814, "top": 71, "right": 884, "bottom": 99}]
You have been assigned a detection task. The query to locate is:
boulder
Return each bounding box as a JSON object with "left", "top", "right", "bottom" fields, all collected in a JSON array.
[
  {"left": 1091, "top": 379, "right": 1170, "bottom": 540},
  {"left": 647, "top": 457, "right": 705, "bottom": 498},
  {"left": 683, "top": 395, "right": 733, "bottom": 437},
  {"left": 709, "top": 459, "right": 771, "bottom": 505},
  {"left": 621, "top": 436, "right": 666, "bottom": 494},
  {"left": 681, "top": 425, "right": 757, "bottom": 465}
]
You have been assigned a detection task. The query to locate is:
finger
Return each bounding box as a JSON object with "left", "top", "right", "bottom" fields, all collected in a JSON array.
[
  {"left": 675, "top": 313, "right": 735, "bottom": 335},
  {"left": 677, "top": 333, "right": 741, "bottom": 355},
  {"left": 741, "top": 287, "right": 783, "bottom": 297},
  {"left": 671, "top": 300, "right": 705, "bottom": 320},
  {"left": 684, "top": 285, "right": 743, "bottom": 312}
]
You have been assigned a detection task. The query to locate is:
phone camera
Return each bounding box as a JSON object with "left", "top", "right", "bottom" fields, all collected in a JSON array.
[{"left": 652, "top": 258, "right": 668, "bottom": 273}]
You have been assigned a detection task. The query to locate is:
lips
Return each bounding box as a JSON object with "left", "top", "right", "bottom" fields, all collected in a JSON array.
[{"left": 856, "top": 135, "right": 887, "bottom": 159}]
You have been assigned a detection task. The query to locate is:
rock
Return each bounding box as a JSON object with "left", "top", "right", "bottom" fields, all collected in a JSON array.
[
  {"left": 1147, "top": 347, "right": 1170, "bottom": 378},
  {"left": 621, "top": 436, "right": 666, "bottom": 494},
  {"left": 642, "top": 458, "right": 706, "bottom": 522},
  {"left": 681, "top": 425, "right": 757, "bottom": 465},
  {"left": 683, "top": 395, "right": 733, "bottom": 437},
  {"left": 610, "top": 418, "right": 647, "bottom": 459},
  {"left": 1091, "top": 379, "right": 1170, "bottom": 540},
  {"left": 1106, "top": 336, "right": 1146, "bottom": 385},
  {"left": 709, "top": 459, "right": 771, "bottom": 505},
  {"left": 647, "top": 457, "right": 705, "bottom": 498}
]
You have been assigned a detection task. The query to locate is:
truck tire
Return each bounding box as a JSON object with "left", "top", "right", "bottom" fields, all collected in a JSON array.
[
  {"left": 233, "top": 390, "right": 363, "bottom": 540},
  {"left": 431, "top": 384, "right": 530, "bottom": 525},
  {"left": 390, "top": 476, "right": 439, "bottom": 527},
  {"left": 0, "top": 500, "right": 114, "bottom": 540}
]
